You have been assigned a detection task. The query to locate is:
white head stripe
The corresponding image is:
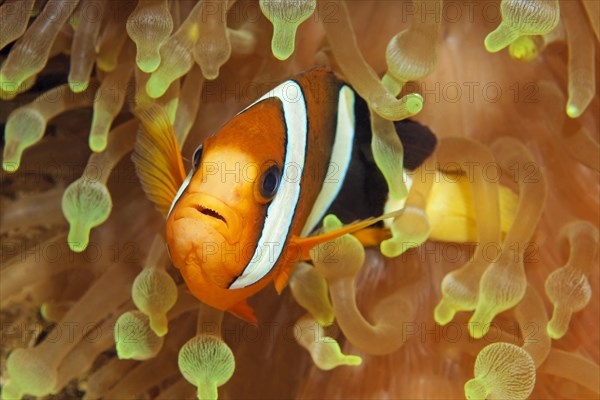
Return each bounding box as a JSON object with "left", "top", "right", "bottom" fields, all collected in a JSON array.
[
  {"left": 228, "top": 80, "right": 307, "bottom": 289},
  {"left": 168, "top": 170, "right": 193, "bottom": 217},
  {"left": 300, "top": 86, "right": 355, "bottom": 236}
]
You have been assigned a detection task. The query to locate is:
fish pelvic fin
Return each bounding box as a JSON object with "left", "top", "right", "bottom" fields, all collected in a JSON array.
[
  {"left": 274, "top": 265, "right": 293, "bottom": 294},
  {"left": 132, "top": 104, "right": 186, "bottom": 217},
  {"left": 228, "top": 299, "right": 258, "bottom": 324}
]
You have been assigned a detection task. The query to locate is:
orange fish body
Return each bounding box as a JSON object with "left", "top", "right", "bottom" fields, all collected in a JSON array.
[{"left": 133, "top": 68, "right": 436, "bottom": 322}]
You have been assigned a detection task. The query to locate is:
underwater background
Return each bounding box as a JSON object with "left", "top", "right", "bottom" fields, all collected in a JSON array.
[{"left": 0, "top": 0, "right": 598, "bottom": 399}]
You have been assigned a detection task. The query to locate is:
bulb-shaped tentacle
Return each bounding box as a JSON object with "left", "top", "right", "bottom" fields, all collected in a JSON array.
[
  {"left": 383, "top": 0, "right": 441, "bottom": 95},
  {"left": 0, "top": 0, "right": 36, "bottom": 51},
  {"left": 126, "top": 0, "right": 174, "bottom": 73},
  {"left": 135, "top": 66, "right": 181, "bottom": 119},
  {"left": 115, "top": 310, "right": 165, "bottom": 360},
  {"left": 484, "top": 0, "right": 560, "bottom": 53},
  {"left": 295, "top": 316, "right": 362, "bottom": 370},
  {"left": 61, "top": 178, "right": 112, "bottom": 252},
  {"left": 178, "top": 307, "right": 231, "bottom": 400},
  {"left": 319, "top": 0, "right": 423, "bottom": 121},
  {"left": 369, "top": 109, "right": 409, "bottom": 201},
  {"left": 101, "top": 289, "right": 198, "bottom": 396},
  {"left": 289, "top": 263, "right": 334, "bottom": 327},
  {"left": 89, "top": 43, "right": 134, "bottom": 151},
  {"left": 260, "top": 0, "right": 316, "bottom": 61},
  {"left": 514, "top": 284, "right": 551, "bottom": 367},
  {"left": 464, "top": 342, "right": 536, "bottom": 400},
  {"left": 0, "top": 73, "right": 37, "bottom": 101},
  {"left": 469, "top": 138, "right": 547, "bottom": 339},
  {"left": 381, "top": 154, "right": 437, "bottom": 257},
  {"left": 178, "top": 335, "right": 234, "bottom": 400},
  {"left": 4, "top": 262, "right": 137, "bottom": 397},
  {"left": 104, "top": 313, "right": 196, "bottom": 399},
  {"left": 545, "top": 220, "right": 598, "bottom": 339},
  {"left": 311, "top": 215, "right": 415, "bottom": 355},
  {"left": 561, "top": 1, "right": 596, "bottom": 118},
  {"left": 146, "top": 1, "right": 204, "bottom": 99},
  {"left": 3, "top": 83, "right": 95, "bottom": 172},
  {"left": 0, "top": 0, "right": 80, "bottom": 97},
  {"left": 132, "top": 236, "right": 178, "bottom": 336},
  {"left": 62, "top": 120, "right": 138, "bottom": 252},
  {"left": 433, "top": 138, "right": 502, "bottom": 326},
  {"left": 68, "top": 0, "right": 106, "bottom": 92},
  {"left": 192, "top": 0, "right": 231, "bottom": 80},
  {"left": 173, "top": 64, "right": 204, "bottom": 146},
  {"left": 95, "top": 1, "right": 134, "bottom": 72}
]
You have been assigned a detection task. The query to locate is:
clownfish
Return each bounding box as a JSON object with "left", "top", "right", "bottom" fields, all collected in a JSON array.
[{"left": 132, "top": 67, "right": 436, "bottom": 323}]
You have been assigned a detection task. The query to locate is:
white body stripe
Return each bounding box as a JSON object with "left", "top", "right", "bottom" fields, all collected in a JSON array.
[
  {"left": 168, "top": 170, "right": 193, "bottom": 217},
  {"left": 229, "top": 80, "right": 308, "bottom": 289},
  {"left": 300, "top": 85, "right": 355, "bottom": 237}
]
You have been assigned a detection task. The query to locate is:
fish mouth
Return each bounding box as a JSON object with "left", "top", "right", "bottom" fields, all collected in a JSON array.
[
  {"left": 173, "top": 193, "right": 242, "bottom": 244},
  {"left": 193, "top": 204, "right": 227, "bottom": 225}
]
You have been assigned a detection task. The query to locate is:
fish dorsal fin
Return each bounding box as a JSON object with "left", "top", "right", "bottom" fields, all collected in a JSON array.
[
  {"left": 132, "top": 104, "right": 186, "bottom": 217},
  {"left": 289, "top": 209, "right": 404, "bottom": 261}
]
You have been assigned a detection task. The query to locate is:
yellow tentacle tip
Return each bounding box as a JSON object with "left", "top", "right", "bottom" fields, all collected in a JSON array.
[
  {"left": 296, "top": 317, "right": 362, "bottom": 370},
  {"left": 566, "top": 103, "right": 581, "bottom": 119},
  {"left": 433, "top": 298, "right": 458, "bottom": 326}
]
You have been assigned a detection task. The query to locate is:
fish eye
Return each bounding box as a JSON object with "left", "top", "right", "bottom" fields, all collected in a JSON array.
[
  {"left": 192, "top": 144, "right": 203, "bottom": 170},
  {"left": 259, "top": 165, "right": 281, "bottom": 200}
]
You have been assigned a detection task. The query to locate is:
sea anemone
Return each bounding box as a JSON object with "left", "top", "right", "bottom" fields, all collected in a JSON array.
[{"left": 1, "top": 0, "right": 598, "bottom": 399}]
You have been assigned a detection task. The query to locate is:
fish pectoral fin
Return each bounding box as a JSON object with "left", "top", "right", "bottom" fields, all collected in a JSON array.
[
  {"left": 132, "top": 104, "right": 186, "bottom": 218},
  {"left": 352, "top": 227, "right": 392, "bottom": 247},
  {"left": 290, "top": 209, "right": 404, "bottom": 259},
  {"left": 273, "top": 265, "right": 294, "bottom": 294},
  {"left": 228, "top": 300, "right": 258, "bottom": 324}
]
